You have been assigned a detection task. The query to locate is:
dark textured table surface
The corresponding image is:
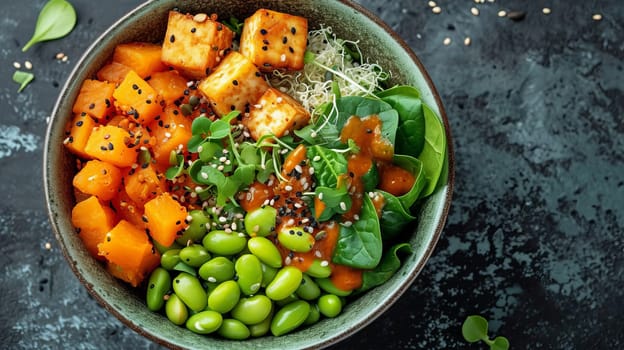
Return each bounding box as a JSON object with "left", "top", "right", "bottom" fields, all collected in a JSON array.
[{"left": 1, "top": 0, "right": 622, "bottom": 349}]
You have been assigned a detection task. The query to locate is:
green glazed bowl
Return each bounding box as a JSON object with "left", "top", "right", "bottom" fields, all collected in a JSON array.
[{"left": 44, "top": 0, "right": 454, "bottom": 348}]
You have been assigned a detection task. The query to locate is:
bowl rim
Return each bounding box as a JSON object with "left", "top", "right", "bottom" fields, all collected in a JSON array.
[{"left": 43, "top": 0, "right": 455, "bottom": 348}]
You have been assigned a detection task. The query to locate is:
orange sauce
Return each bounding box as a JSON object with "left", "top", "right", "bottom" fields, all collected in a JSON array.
[
  {"left": 377, "top": 163, "right": 415, "bottom": 197},
  {"left": 239, "top": 181, "right": 274, "bottom": 212},
  {"left": 331, "top": 263, "right": 363, "bottom": 291}
]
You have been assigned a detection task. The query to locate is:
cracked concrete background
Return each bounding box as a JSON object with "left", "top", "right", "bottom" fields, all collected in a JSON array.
[{"left": 0, "top": 0, "right": 622, "bottom": 349}]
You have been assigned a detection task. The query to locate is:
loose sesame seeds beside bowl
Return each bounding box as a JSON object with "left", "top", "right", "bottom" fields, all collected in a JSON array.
[{"left": 43, "top": 0, "right": 454, "bottom": 349}]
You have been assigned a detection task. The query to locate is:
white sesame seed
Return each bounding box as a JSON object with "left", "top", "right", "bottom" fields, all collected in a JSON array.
[
  {"left": 276, "top": 97, "right": 283, "bottom": 104},
  {"left": 231, "top": 222, "right": 237, "bottom": 230},
  {"left": 542, "top": 7, "right": 551, "bottom": 15},
  {"left": 55, "top": 52, "right": 65, "bottom": 60},
  {"left": 201, "top": 172, "right": 208, "bottom": 179},
  {"left": 284, "top": 185, "right": 293, "bottom": 191},
  {"left": 24, "top": 61, "right": 33, "bottom": 70},
  {"left": 320, "top": 260, "right": 329, "bottom": 267},
  {"left": 294, "top": 164, "right": 303, "bottom": 173},
  {"left": 238, "top": 232, "right": 246, "bottom": 238},
  {"left": 186, "top": 80, "right": 195, "bottom": 87},
  {"left": 308, "top": 167, "right": 315, "bottom": 175},
  {"left": 428, "top": 1, "right": 437, "bottom": 7},
  {"left": 471, "top": 7, "right": 479, "bottom": 16},
  {"left": 12, "top": 61, "right": 21, "bottom": 69},
  {"left": 219, "top": 156, "right": 227, "bottom": 162},
  {"left": 254, "top": 104, "right": 263, "bottom": 109},
  {"left": 219, "top": 216, "right": 227, "bottom": 223},
  {"left": 193, "top": 13, "right": 208, "bottom": 23},
  {"left": 443, "top": 37, "right": 452, "bottom": 46},
  {"left": 87, "top": 175, "right": 96, "bottom": 181},
  {"left": 287, "top": 218, "right": 295, "bottom": 226},
  {"left": 432, "top": 6, "right": 441, "bottom": 14},
  {"left": 592, "top": 13, "right": 602, "bottom": 21},
  {"left": 45, "top": 242, "right": 52, "bottom": 250},
  {"left": 186, "top": 215, "right": 193, "bottom": 222},
  {"left": 318, "top": 192, "right": 324, "bottom": 200},
  {"left": 339, "top": 202, "right": 347, "bottom": 211},
  {"left": 164, "top": 132, "right": 172, "bottom": 138},
  {"left": 263, "top": 199, "right": 270, "bottom": 206},
  {"left": 354, "top": 214, "right": 360, "bottom": 221},
  {"left": 310, "top": 131, "right": 317, "bottom": 138},
  {"left": 464, "top": 37, "right": 472, "bottom": 46},
  {"left": 313, "top": 155, "right": 321, "bottom": 162},
  {"left": 294, "top": 202, "right": 303, "bottom": 209},
  {"left": 315, "top": 250, "right": 322, "bottom": 258},
  {"left": 190, "top": 192, "right": 197, "bottom": 198},
  {"left": 61, "top": 56, "right": 68, "bottom": 62},
  {"left": 498, "top": 10, "right": 507, "bottom": 17},
  {"left": 207, "top": 276, "right": 217, "bottom": 283},
  {"left": 280, "top": 54, "right": 286, "bottom": 62},
  {"left": 343, "top": 221, "right": 353, "bottom": 227},
  {"left": 285, "top": 256, "right": 292, "bottom": 265},
  {"left": 217, "top": 165, "right": 224, "bottom": 171}
]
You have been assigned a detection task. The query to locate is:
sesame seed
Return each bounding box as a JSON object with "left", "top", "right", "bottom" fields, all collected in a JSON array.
[
  {"left": 592, "top": 13, "right": 602, "bottom": 21},
  {"left": 24, "top": 61, "right": 33, "bottom": 70},
  {"left": 354, "top": 214, "right": 360, "bottom": 221},
  {"left": 254, "top": 104, "right": 263, "bottom": 109},
  {"left": 285, "top": 256, "right": 292, "bottom": 265},
  {"left": 343, "top": 221, "right": 353, "bottom": 227},
  {"left": 218, "top": 216, "right": 227, "bottom": 223},
  {"left": 280, "top": 54, "right": 286, "bottom": 62},
  {"left": 61, "top": 56, "right": 69, "bottom": 62},
  {"left": 432, "top": 6, "right": 441, "bottom": 14},
  {"left": 498, "top": 10, "right": 507, "bottom": 17},
  {"left": 339, "top": 202, "right": 347, "bottom": 211},
  {"left": 55, "top": 52, "right": 65, "bottom": 60},
  {"left": 313, "top": 155, "right": 321, "bottom": 162},
  {"left": 231, "top": 222, "right": 237, "bottom": 230},
  {"left": 12, "top": 62, "right": 21, "bottom": 69},
  {"left": 217, "top": 165, "right": 224, "bottom": 171},
  {"left": 428, "top": 1, "right": 436, "bottom": 7},
  {"left": 294, "top": 164, "right": 302, "bottom": 173},
  {"left": 276, "top": 96, "right": 283, "bottom": 103},
  {"left": 285, "top": 185, "right": 293, "bottom": 191},
  {"left": 471, "top": 7, "right": 479, "bottom": 16},
  {"left": 193, "top": 13, "right": 207, "bottom": 22},
  {"left": 464, "top": 37, "right": 472, "bottom": 46},
  {"left": 318, "top": 192, "right": 324, "bottom": 200},
  {"left": 287, "top": 218, "right": 295, "bottom": 226},
  {"left": 238, "top": 232, "right": 246, "bottom": 238},
  {"left": 443, "top": 37, "right": 452, "bottom": 45},
  {"left": 219, "top": 156, "right": 227, "bottom": 162},
  {"left": 45, "top": 242, "right": 52, "bottom": 250},
  {"left": 201, "top": 172, "right": 208, "bottom": 179},
  {"left": 320, "top": 260, "right": 329, "bottom": 267},
  {"left": 542, "top": 7, "right": 551, "bottom": 15},
  {"left": 207, "top": 276, "right": 217, "bottom": 283}
]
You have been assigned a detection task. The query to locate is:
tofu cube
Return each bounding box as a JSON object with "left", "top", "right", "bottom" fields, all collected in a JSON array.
[
  {"left": 243, "top": 88, "right": 311, "bottom": 141},
  {"left": 161, "top": 11, "right": 234, "bottom": 79},
  {"left": 198, "top": 51, "right": 269, "bottom": 117},
  {"left": 240, "top": 9, "right": 308, "bottom": 72}
]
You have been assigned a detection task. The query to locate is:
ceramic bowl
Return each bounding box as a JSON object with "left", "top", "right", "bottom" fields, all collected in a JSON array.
[{"left": 44, "top": 0, "right": 454, "bottom": 348}]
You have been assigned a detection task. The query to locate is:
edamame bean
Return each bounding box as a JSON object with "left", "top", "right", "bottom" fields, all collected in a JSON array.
[
  {"left": 165, "top": 293, "right": 188, "bottom": 326},
  {"left": 202, "top": 230, "right": 247, "bottom": 256},
  {"left": 296, "top": 273, "right": 321, "bottom": 301},
  {"left": 186, "top": 310, "right": 223, "bottom": 334},
  {"left": 278, "top": 227, "right": 315, "bottom": 253},
  {"left": 146, "top": 267, "right": 171, "bottom": 311},
  {"left": 270, "top": 300, "right": 310, "bottom": 336},
  {"left": 248, "top": 237, "right": 282, "bottom": 268},
  {"left": 176, "top": 209, "right": 211, "bottom": 245},
  {"left": 218, "top": 319, "right": 250, "bottom": 340},
  {"left": 244, "top": 206, "right": 277, "bottom": 237},
  {"left": 172, "top": 272, "right": 207, "bottom": 312},
  {"left": 249, "top": 310, "right": 273, "bottom": 337},
  {"left": 235, "top": 254, "right": 263, "bottom": 296},
  {"left": 160, "top": 249, "right": 182, "bottom": 270},
  {"left": 266, "top": 266, "right": 303, "bottom": 301},
  {"left": 274, "top": 293, "right": 300, "bottom": 307},
  {"left": 260, "top": 262, "right": 278, "bottom": 288},
  {"left": 231, "top": 295, "right": 273, "bottom": 325},
  {"left": 304, "top": 303, "right": 321, "bottom": 325},
  {"left": 198, "top": 257, "right": 235, "bottom": 283},
  {"left": 207, "top": 280, "right": 240, "bottom": 314},
  {"left": 318, "top": 294, "right": 342, "bottom": 318},
  {"left": 305, "top": 259, "right": 332, "bottom": 278},
  {"left": 315, "top": 278, "right": 352, "bottom": 297},
  {"left": 179, "top": 244, "right": 211, "bottom": 267}
]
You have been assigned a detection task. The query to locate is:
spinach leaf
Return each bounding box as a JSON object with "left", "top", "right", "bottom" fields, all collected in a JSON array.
[
  {"left": 313, "top": 185, "right": 352, "bottom": 222},
  {"left": 307, "top": 145, "right": 348, "bottom": 188},
  {"left": 356, "top": 243, "right": 412, "bottom": 293},
  {"left": 22, "top": 0, "right": 77, "bottom": 52},
  {"left": 377, "top": 85, "right": 426, "bottom": 157},
  {"left": 379, "top": 190, "right": 416, "bottom": 240},
  {"left": 332, "top": 195, "right": 382, "bottom": 269},
  {"left": 418, "top": 104, "right": 447, "bottom": 198},
  {"left": 393, "top": 154, "right": 427, "bottom": 208},
  {"left": 360, "top": 161, "right": 379, "bottom": 192},
  {"left": 12, "top": 71, "right": 34, "bottom": 92}
]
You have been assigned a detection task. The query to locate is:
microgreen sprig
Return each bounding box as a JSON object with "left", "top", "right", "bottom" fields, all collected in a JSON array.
[{"left": 462, "top": 315, "right": 509, "bottom": 350}]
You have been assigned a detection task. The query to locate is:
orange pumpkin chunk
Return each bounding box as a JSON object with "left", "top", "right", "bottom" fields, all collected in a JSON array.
[
  {"left": 72, "top": 79, "right": 115, "bottom": 120},
  {"left": 149, "top": 105, "right": 192, "bottom": 169},
  {"left": 97, "top": 62, "right": 133, "bottom": 84},
  {"left": 113, "top": 70, "right": 163, "bottom": 125},
  {"left": 84, "top": 125, "right": 138, "bottom": 167},
  {"left": 64, "top": 113, "right": 98, "bottom": 158},
  {"left": 111, "top": 189, "right": 145, "bottom": 228},
  {"left": 147, "top": 70, "right": 189, "bottom": 105},
  {"left": 98, "top": 220, "right": 160, "bottom": 287},
  {"left": 144, "top": 192, "right": 188, "bottom": 248},
  {"left": 71, "top": 196, "right": 117, "bottom": 260},
  {"left": 123, "top": 164, "right": 166, "bottom": 207},
  {"left": 72, "top": 159, "right": 122, "bottom": 201},
  {"left": 112, "top": 42, "right": 167, "bottom": 79}
]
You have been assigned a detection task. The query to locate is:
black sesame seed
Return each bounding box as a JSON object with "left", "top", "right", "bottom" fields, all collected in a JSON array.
[
  {"left": 191, "top": 27, "right": 196, "bottom": 33},
  {"left": 255, "top": 72, "right": 261, "bottom": 77},
  {"left": 263, "top": 39, "right": 269, "bottom": 45},
  {"left": 262, "top": 46, "right": 268, "bottom": 51},
  {"left": 169, "top": 34, "right": 175, "bottom": 43},
  {"left": 260, "top": 29, "right": 267, "bottom": 35},
  {"left": 175, "top": 220, "right": 181, "bottom": 225},
  {"left": 105, "top": 98, "right": 111, "bottom": 107},
  {"left": 76, "top": 120, "right": 83, "bottom": 127},
  {"left": 366, "top": 128, "right": 372, "bottom": 134},
  {"left": 232, "top": 80, "right": 239, "bottom": 86},
  {"left": 217, "top": 24, "right": 222, "bottom": 31},
  {"left": 108, "top": 142, "right": 114, "bottom": 150},
  {"left": 289, "top": 46, "right": 294, "bottom": 53},
  {"left": 132, "top": 84, "right": 139, "bottom": 90},
  {"left": 146, "top": 99, "right": 152, "bottom": 104},
  {"left": 88, "top": 103, "right": 95, "bottom": 110},
  {"left": 100, "top": 145, "right": 108, "bottom": 151},
  {"left": 230, "top": 105, "right": 235, "bottom": 111},
  {"left": 291, "top": 27, "right": 296, "bottom": 34},
  {"left": 282, "top": 36, "right": 288, "bottom": 44}
]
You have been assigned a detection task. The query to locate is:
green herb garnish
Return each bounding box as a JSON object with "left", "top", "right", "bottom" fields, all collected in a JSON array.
[
  {"left": 12, "top": 71, "right": 35, "bottom": 92},
  {"left": 462, "top": 315, "right": 509, "bottom": 350},
  {"left": 22, "top": 0, "right": 77, "bottom": 52}
]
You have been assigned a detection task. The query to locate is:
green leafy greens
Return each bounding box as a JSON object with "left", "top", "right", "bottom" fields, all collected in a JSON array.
[
  {"left": 462, "top": 315, "right": 510, "bottom": 350},
  {"left": 12, "top": 71, "right": 34, "bottom": 92},
  {"left": 22, "top": 0, "right": 77, "bottom": 52}
]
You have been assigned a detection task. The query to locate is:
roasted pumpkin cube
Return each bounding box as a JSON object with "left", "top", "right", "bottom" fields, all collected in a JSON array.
[
  {"left": 72, "top": 79, "right": 115, "bottom": 120},
  {"left": 149, "top": 105, "right": 193, "bottom": 169},
  {"left": 148, "top": 70, "right": 189, "bottom": 105},
  {"left": 240, "top": 9, "right": 308, "bottom": 72},
  {"left": 97, "top": 62, "right": 133, "bottom": 85},
  {"left": 64, "top": 112, "right": 98, "bottom": 158},
  {"left": 161, "top": 11, "right": 234, "bottom": 79},
  {"left": 71, "top": 195, "right": 117, "bottom": 260},
  {"left": 72, "top": 159, "right": 122, "bottom": 201},
  {"left": 112, "top": 42, "right": 167, "bottom": 79},
  {"left": 111, "top": 189, "right": 145, "bottom": 228},
  {"left": 123, "top": 164, "right": 166, "bottom": 207},
  {"left": 84, "top": 125, "right": 137, "bottom": 167},
  {"left": 198, "top": 51, "right": 269, "bottom": 117},
  {"left": 244, "top": 88, "right": 310, "bottom": 140},
  {"left": 113, "top": 70, "right": 163, "bottom": 125},
  {"left": 143, "top": 192, "right": 188, "bottom": 248}
]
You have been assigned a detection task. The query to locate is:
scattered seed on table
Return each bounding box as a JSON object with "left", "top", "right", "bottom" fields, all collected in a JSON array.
[
  {"left": 471, "top": 7, "right": 480, "bottom": 16},
  {"left": 432, "top": 6, "right": 441, "bottom": 14},
  {"left": 464, "top": 37, "right": 472, "bottom": 46},
  {"left": 55, "top": 52, "right": 65, "bottom": 60},
  {"left": 507, "top": 11, "right": 526, "bottom": 21},
  {"left": 542, "top": 7, "right": 551, "bottom": 15},
  {"left": 443, "top": 37, "right": 451, "bottom": 45},
  {"left": 45, "top": 242, "right": 52, "bottom": 250},
  {"left": 498, "top": 10, "right": 507, "bottom": 17},
  {"left": 428, "top": 1, "right": 436, "bottom": 7},
  {"left": 62, "top": 56, "right": 69, "bottom": 62},
  {"left": 592, "top": 13, "right": 602, "bottom": 21},
  {"left": 12, "top": 61, "right": 21, "bottom": 69},
  {"left": 24, "top": 61, "right": 33, "bottom": 70}
]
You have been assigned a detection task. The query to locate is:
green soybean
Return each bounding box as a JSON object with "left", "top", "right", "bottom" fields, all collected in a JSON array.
[
  {"left": 249, "top": 310, "right": 273, "bottom": 337},
  {"left": 278, "top": 227, "right": 315, "bottom": 253},
  {"left": 165, "top": 293, "right": 188, "bottom": 326},
  {"left": 270, "top": 300, "right": 310, "bottom": 336},
  {"left": 186, "top": 310, "right": 223, "bottom": 334},
  {"left": 318, "top": 294, "right": 342, "bottom": 318},
  {"left": 176, "top": 209, "right": 211, "bottom": 245},
  {"left": 305, "top": 260, "right": 332, "bottom": 278},
  {"left": 208, "top": 280, "right": 240, "bottom": 314},
  {"left": 146, "top": 267, "right": 171, "bottom": 311},
  {"left": 179, "top": 244, "right": 211, "bottom": 267},
  {"left": 198, "top": 257, "right": 235, "bottom": 283},
  {"left": 260, "top": 262, "right": 278, "bottom": 288},
  {"left": 203, "top": 230, "right": 247, "bottom": 256},
  {"left": 173, "top": 272, "right": 207, "bottom": 312},
  {"left": 244, "top": 206, "right": 277, "bottom": 237},
  {"left": 235, "top": 254, "right": 263, "bottom": 296},
  {"left": 231, "top": 295, "right": 273, "bottom": 325},
  {"left": 248, "top": 236, "right": 282, "bottom": 268},
  {"left": 315, "top": 278, "right": 352, "bottom": 297},
  {"left": 296, "top": 274, "right": 321, "bottom": 301},
  {"left": 218, "top": 319, "right": 250, "bottom": 340},
  {"left": 274, "top": 293, "right": 300, "bottom": 307},
  {"left": 266, "top": 266, "right": 303, "bottom": 301},
  {"left": 160, "top": 249, "right": 182, "bottom": 270},
  {"left": 304, "top": 303, "right": 321, "bottom": 325}
]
